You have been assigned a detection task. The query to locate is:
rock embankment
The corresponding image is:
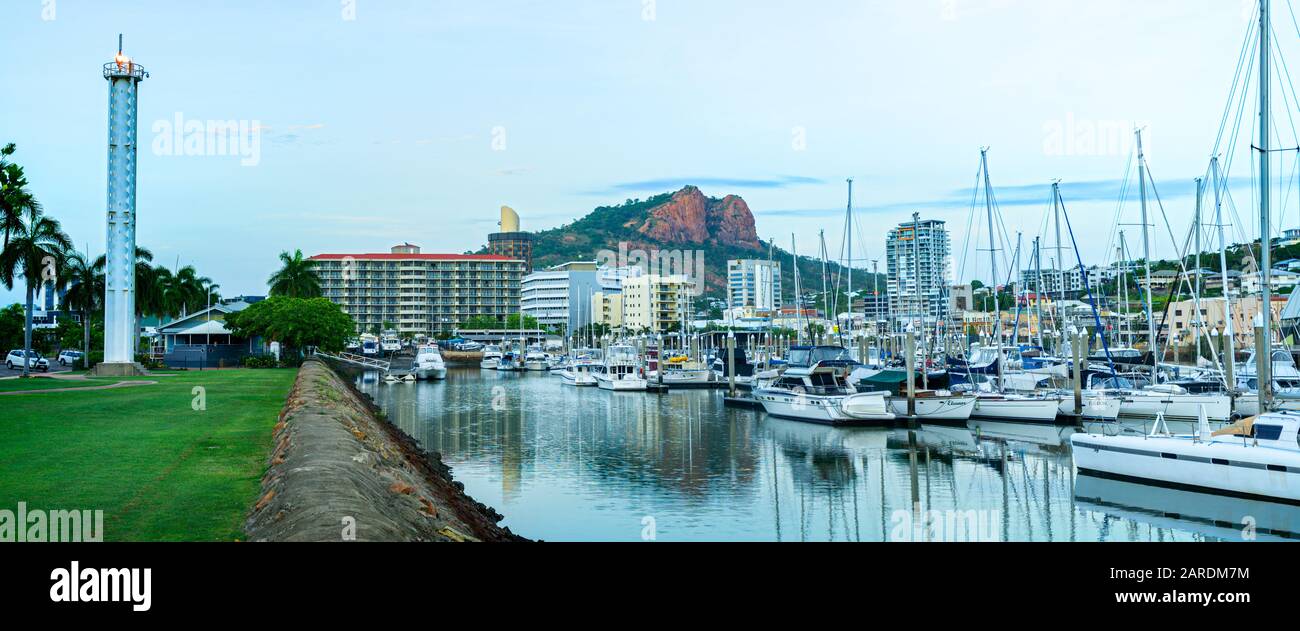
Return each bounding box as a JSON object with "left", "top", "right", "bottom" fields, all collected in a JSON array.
[{"left": 244, "top": 360, "right": 525, "bottom": 542}]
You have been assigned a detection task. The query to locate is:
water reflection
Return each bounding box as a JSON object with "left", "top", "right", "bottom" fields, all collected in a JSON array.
[{"left": 358, "top": 367, "right": 1279, "bottom": 542}]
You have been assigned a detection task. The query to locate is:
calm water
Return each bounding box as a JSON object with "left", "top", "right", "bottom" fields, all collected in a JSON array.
[{"left": 357, "top": 368, "right": 1300, "bottom": 542}]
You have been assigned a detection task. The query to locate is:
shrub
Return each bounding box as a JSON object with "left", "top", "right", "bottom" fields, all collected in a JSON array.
[{"left": 241, "top": 355, "right": 280, "bottom": 369}]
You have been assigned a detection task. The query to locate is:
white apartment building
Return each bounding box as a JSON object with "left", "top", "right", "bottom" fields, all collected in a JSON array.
[
  {"left": 727, "top": 259, "right": 782, "bottom": 312},
  {"left": 312, "top": 244, "right": 526, "bottom": 336},
  {"left": 621, "top": 274, "right": 691, "bottom": 333},
  {"left": 886, "top": 218, "right": 951, "bottom": 321},
  {"left": 519, "top": 261, "right": 606, "bottom": 332}
]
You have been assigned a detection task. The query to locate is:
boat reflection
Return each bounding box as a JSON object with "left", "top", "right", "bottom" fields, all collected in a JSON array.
[{"left": 1074, "top": 474, "right": 1300, "bottom": 541}]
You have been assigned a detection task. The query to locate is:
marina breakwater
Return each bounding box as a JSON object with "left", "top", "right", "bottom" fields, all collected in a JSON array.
[{"left": 243, "top": 360, "right": 526, "bottom": 542}]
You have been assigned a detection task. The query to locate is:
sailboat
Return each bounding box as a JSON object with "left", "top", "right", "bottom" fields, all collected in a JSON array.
[
  {"left": 1074, "top": 0, "right": 1300, "bottom": 503},
  {"left": 963, "top": 148, "right": 1065, "bottom": 423}
]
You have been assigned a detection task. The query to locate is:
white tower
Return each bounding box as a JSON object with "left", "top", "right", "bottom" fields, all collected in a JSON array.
[{"left": 99, "top": 36, "right": 148, "bottom": 375}]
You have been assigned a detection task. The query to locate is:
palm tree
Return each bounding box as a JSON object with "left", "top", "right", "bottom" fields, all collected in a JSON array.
[
  {"left": 159, "top": 265, "right": 212, "bottom": 318},
  {"left": 268, "top": 249, "right": 322, "bottom": 298},
  {"left": 0, "top": 144, "right": 39, "bottom": 251},
  {"left": 0, "top": 203, "right": 72, "bottom": 376},
  {"left": 60, "top": 250, "right": 105, "bottom": 362},
  {"left": 95, "top": 245, "right": 156, "bottom": 354}
]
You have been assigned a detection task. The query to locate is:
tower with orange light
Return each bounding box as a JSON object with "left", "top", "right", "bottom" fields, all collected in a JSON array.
[{"left": 100, "top": 36, "right": 148, "bottom": 373}]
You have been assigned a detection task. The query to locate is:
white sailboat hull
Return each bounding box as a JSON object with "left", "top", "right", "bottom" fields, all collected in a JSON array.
[
  {"left": 886, "top": 396, "right": 977, "bottom": 422},
  {"left": 1072, "top": 433, "right": 1300, "bottom": 503},
  {"left": 1057, "top": 392, "right": 1122, "bottom": 420},
  {"left": 480, "top": 357, "right": 501, "bottom": 369},
  {"left": 972, "top": 396, "right": 1062, "bottom": 422},
  {"left": 1118, "top": 392, "right": 1232, "bottom": 422}
]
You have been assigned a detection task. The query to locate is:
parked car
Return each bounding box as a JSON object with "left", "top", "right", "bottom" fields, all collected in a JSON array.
[
  {"left": 6, "top": 349, "right": 50, "bottom": 372},
  {"left": 57, "top": 350, "right": 84, "bottom": 366}
]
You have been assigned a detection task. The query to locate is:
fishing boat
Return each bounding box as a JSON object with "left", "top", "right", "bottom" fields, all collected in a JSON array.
[
  {"left": 479, "top": 345, "right": 503, "bottom": 369},
  {"left": 413, "top": 344, "right": 447, "bottom": 381},
  {"left": 1072, "top": 411, "right": 1300, "bottom": 504},
  {"left": 360, "top": 334, "right": 379, "bottom": 357},
  {"left": 595, "top": 345, "right": 647, "bottom": 391}
]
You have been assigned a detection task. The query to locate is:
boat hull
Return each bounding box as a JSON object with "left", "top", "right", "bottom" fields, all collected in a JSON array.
[
  {"left": 1057, "top": 393, "right": 1122, "bottom": 420},
  {"left": 753, "top": 390, "right": 894, "bottom": 425},
  {"left": 596, "top": 374, "right": 647, "bottom": 391},
  {"left": 415, "top": 366, "right": 447, "bottom": 380},
  {"left": 1072, "top": 433, "right": 1300, "bottom": 504},
  {"left": 1118, "top": 393, "right": 1232, "bottom": 422},
  {"left": 887, "top": 396, "right": 977, "bottom": 422},
  {"left": 972, "top": 397, "right": 1062, "bottom": 423}
]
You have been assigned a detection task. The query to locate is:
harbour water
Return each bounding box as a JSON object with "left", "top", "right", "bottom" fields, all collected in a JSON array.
[{"left": 357, "top": 368, "right": 1300, "bottom": 542}]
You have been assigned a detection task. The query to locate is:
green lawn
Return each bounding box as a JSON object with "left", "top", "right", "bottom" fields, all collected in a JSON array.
[
  {"left": 0, "top": 378, "right": 108, "bottom": 393},
  {"left": 0, "top": 369, "right": 297, "bottom": 541}
]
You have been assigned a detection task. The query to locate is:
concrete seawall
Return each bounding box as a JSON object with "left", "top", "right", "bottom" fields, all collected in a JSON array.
[{"left": 243, "top": 360, "right": 526, "bottom": 542}]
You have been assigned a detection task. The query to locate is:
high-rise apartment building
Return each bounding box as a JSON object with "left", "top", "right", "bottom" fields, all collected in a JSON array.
[
  {"left": 885, "top": 217, "right": 951, "bottom": 321},
  {"left": 312, "top": 244, "right": 526, "bottom": 336},
  {"left": 727, "top": 259, "right": 782, "bottom": 313},
  {"left": 621, "top": 274, "right": 691, "bottom": 333}
]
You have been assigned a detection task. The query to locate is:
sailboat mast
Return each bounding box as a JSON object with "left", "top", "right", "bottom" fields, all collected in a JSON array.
[
  {"left": 980, "top": 149, "right": 1002, "bottom": 381},
  {"left": 1034, "top": 237, "right": 1045, "bottom": 350},
  {"left": 791, "top": 234, "right": 803, "bottom": 346},
  {"left": 1258, "top": 0, "right": 1273, "bottom": 410},
  {"left": 1212, "top": 157, "right": 1235, "bottom": 363},
  {"left": 1054, "top": 182, "right": 1065, "bottom": 307},
  {"left": 1136, "top": 129, "right": 1158, "bottom": 376},
  {"left": 846, "top": 178, "right": 854, "bottom": 340}
]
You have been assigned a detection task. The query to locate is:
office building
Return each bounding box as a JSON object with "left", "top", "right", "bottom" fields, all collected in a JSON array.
[{"left": 520, "top": 261, "right": 605, "bottom": 332}]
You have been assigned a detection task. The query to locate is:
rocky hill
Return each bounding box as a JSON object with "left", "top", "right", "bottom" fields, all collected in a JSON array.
[{"left": 527, "top": 186, "right": 879, "bottom": 302}]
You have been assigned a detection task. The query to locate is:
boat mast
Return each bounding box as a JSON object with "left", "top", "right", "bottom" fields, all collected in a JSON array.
[
  {"left": 1212, "top": 157, "right": 1235, "bottom": 374},
  {"left": 1136, "top": 129, "right": 1158, "bottom": 379},
  {"left": 791, "top": 234, "right": 803, "bottom": 346},
  {"left": 1258, "top": 0, "right": 1274, "bottom": 411},
  {"left": 1119, "top": 231, "right": 1132, "bottom": 347},
  {"left": 819, "top": 229, "right": 829, "bottom": 344},
  {"left": 980, "top": 148, "right": 1003, "bottom": 391},
  {"left": 913, "top": 211, "right": 923, "bottom": 347},
  {"left": 846, "top": 178, "right": 854, "bottom": 342},
  {"left": 1034, "top": 236, "right": 1045, "bottom": 349}
]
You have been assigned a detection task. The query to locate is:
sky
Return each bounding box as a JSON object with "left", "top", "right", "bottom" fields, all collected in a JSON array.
[{"left": 2, "top": 0, "right": 1298, "bottom": 305}]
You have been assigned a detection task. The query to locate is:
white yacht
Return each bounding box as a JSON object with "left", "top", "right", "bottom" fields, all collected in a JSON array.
[
  {"left": 479, "top": 345, "right": 503, "bottom": 370},
  {"left": 596, "top": 345, "right": 647, "bottom": 391},
  {"left": 1072, "top": 411, "right": 1300, "bottom": 504},
  {"left": 381, "top": 335, "right": 401, "bottom": 353},
  {"left": 523, "top": 346, "right": 549, "bottom": 371},
  {"left": 413, "top": 344, "right": 447, "bottom": 381},
  {"left": 753, "top": 346, "right": 895, "bottom": 425},
  {"left": 560, "top": 350, "right": 604, "bottom": 387}
]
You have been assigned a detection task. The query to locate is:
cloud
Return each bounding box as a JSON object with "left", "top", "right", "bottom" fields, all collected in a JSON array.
[
  {"left": 754, "top": 175, "right": 1256, "bottom": 219},
  {"left": 581, "top": 175, "right": 825, "bottom": 196}
]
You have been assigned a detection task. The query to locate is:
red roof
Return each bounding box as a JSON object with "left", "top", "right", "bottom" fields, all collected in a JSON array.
[{"left": 310, "top": 253, "right": 516, "bottom": 261}]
